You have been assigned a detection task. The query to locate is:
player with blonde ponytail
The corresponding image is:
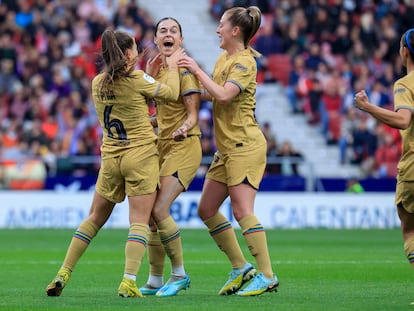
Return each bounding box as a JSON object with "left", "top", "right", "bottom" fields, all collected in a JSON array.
[{"left": 178, "top": 6, "right": 279, "bottom": 296}]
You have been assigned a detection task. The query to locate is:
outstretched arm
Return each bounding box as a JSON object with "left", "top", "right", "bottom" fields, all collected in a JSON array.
[
  {"left": 354, "top": 90, "right": 412, "bottom": 130},
  {"left": 178, "top": 55, "right": 239, "bottom": 105}
]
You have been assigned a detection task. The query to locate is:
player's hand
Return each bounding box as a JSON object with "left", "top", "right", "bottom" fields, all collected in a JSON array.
[
  {"left": 166, "top": 48, "right": 186, "bottom": 69},
  {"left": 146, "top": 53, "right": 163, "bottom": 77},
  {"left": 172, "top": 124, "right": 188, "bottom": 141},
  {"left": 354, "top": 90, "right": 370, "bottom": 111},
  {"left": 178, "top": 55, "right": 200, "bottom": 74}
]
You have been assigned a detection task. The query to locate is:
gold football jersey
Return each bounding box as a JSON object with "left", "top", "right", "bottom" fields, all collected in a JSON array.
[
  {"left": 92, "top": 69, "right": 179, "bottom": 157},
  {"left": 394, "top": 70, "right": 414, "bottom": 181},
  {"left": 154, "top": 67, "right": 201, "bottom": 140},
  {"left": 211, "top": 49, "right": 266, "bottom": 153}
]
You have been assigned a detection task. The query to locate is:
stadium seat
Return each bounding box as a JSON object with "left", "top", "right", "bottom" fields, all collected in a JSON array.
[{"left": 266, "top": 54, "right": 292, "bottom": 86}]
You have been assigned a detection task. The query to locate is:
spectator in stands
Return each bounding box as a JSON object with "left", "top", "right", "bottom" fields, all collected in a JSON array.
[
  {"left": 359, "top": 10, "right": 378, "bottom": 57},
  {"left": 369, "top": 80, "right": 391, "bottom": 108},
  {"left": 253, "top": 16, "right": 284, "bottom": 82},
  {"left": 350, "top": 117, "right": 377, "bottom": 166},
  {"left": 338, "top": 107, "right": 360, "bottom": 164},
  {"left": 305, "top": 41, "right": 324, "bottom": 71},
  {"left": 272, "top": 140, "right": 304, "bottom": 176},
  {"left": 23, "top": 117, "right": 50, "bottom": 151},
  {"left": 45, "top": 29, "right": 184, "bottom": 298},
  {"left": 0, "top": 58, "right": 20, "bottom": 95},
  {"left": 178, "top": 6, "right": 278, "bottom": 296},
  {"left": 309, "top": 6, "right": 333, "bottom": 42},
  {"left": 345, "top": 177, "right": 365, "bottom": 193},
  {"left": 285, "top": 54, "right": 306, "bottom": 113},
  {"left": 374, "top": 130, "right": 400, "bottom": 178},
  {"left": 319, "top": 76, "right": 343, "bottom": 143},
  {"left": 253, "top": 17, "right": 283, "bottom": 57},
  {"left": 304, "top": 75, "right": 323, "bottom": 125},
  {"left": 354, "top": 28, "right": 414, "bottom": 295},
  {"left": 331, "top": 23, "right": 352, "bottom": 55}
]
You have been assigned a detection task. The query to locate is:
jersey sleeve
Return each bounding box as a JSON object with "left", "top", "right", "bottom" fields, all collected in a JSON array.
[
  {"left": 180, "top": 68, "right": 201, "bottom": 96},
  {"left": 226, "top": 56, "right": 256, "bottom": 92},
  {"left": 394, "top": 79, "right": 414, "bottom": 113},
  {"left": 133, "top": 70, "right": 180, "bottom": 102}
]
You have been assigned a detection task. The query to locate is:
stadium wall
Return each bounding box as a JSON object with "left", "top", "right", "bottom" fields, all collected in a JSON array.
[{"left": 0, "top": 191, "right": 399, "bottom": 229}]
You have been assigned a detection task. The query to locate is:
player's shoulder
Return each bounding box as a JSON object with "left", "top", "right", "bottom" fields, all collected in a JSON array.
[
  {"left": 131, "top": 69, "right": 158, "bottom": 84},
  {"left": 234, "top": 50, "right": 256, "bottom": 66},
  {"left": 179, "top": 67, "right": 194, "bottom": 76},
  {"left": 395, "top": 72, "right": 414, "bottom": 93}
]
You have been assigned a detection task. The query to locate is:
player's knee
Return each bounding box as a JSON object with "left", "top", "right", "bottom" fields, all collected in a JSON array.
[{"left": 198, "top": 204, "right": 212, "bottom": 221}]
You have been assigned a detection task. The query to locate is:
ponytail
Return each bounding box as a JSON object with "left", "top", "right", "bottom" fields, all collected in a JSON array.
[
  {"left": 225, "top": 6, "right": 262, "bottom": 58},
  {"left": 99, "top": 29, "right": 136, "bottom": 91}
]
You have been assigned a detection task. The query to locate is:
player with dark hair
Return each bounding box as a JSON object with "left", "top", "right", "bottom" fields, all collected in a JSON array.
[
  {"left": 354, "top": 28, "right": 414, "bottom": 304},
  {"left": 139, "top": 17, "right": 202, "bottom": 297}
]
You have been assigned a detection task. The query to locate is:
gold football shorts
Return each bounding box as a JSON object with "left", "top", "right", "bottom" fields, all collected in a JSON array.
[
  {"left": 158, "top": 135, "right": 202, "bottom": 190},
  {"left": 96, "top": 142, "right": 159, "bottom": 203},
  {"left": 206, "top": 143, "right": 266, "bottom": 189},
  {"left": 395, "top": 180, "right": 414, "bottom": 213}
]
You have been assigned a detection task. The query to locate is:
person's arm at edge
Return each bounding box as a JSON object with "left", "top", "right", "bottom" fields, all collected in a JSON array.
[{"left": 354, "top": 89, "right": 412, "bottom": 130}]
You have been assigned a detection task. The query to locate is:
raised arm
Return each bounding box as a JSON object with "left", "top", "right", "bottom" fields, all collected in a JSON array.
[
  {"left": 178, "top": 55, "right": 240, "bottom": 105},
  {"left": 354, "top": 90, "right": 412, "bottom": 130}
]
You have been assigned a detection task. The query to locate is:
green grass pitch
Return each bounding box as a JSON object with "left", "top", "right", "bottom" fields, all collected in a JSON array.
[{"left": 0, "top": 228, "right": 412, "bottom": 311}]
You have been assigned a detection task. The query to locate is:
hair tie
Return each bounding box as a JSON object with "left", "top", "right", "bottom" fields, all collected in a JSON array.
[{"left": 405, "top": 29, "right": 414, "bottom": 54}]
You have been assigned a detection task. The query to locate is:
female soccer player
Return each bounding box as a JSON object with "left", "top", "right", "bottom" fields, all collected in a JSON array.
[
  {"left": 178, "top": 6, "right": 279, "bottom": 296},
  {"left": 139, "top": 17, "right": 202, "bottom": 297},
  {"left": 354, "top": 28, "right": 414, "bottom": 301},
  {"left": 45, "top": 29, "right": 183, "bottom": 298}
]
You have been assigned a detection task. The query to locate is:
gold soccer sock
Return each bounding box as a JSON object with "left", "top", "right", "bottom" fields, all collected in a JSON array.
[
  {"left": 62, "top": 218, "right": 99, "bottom": 271},
  {"left": 404, "top": 234, "right": 414, "bottom": 266},
  {"left": 148, "top": 230, "right": 166, "bottom": 276},
  {"left": 239, "top": 215, "right": 273, "bottom": 279},
  {"left": 124, "top": 223, "right": 149, "bottom": 276},
  {"left": 204, "top": 212, "right": 246, "bottom": 269},
  {"left": 157, "top": 216, "right": 184, "bottom": 272}
]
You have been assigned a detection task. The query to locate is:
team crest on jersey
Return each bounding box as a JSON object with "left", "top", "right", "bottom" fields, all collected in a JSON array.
[
  {"left": 234, "top": 63, "right": 247, "bottom": 72},
  {"left": 394, "top": 87, "right": 406, "bottom": 94},
  {"left": 143, "top": 73, "right": 156, "bottom": 83},
  {"left": 181, "top": 70, "right": 192, "bottom": 77}
]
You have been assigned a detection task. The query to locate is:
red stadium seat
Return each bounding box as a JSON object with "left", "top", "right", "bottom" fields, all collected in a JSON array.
[{"left": 266, "top": 54, "right": 292, "bottom": 86}]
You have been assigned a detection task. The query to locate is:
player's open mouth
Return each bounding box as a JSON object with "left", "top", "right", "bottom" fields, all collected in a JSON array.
[{"left": 163, "top": 41, "right": 174, "bottom": 47}]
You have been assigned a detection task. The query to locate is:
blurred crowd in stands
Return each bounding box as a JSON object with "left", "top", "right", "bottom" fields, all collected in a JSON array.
[{"left": 0, "top": 0, "right": 411, "bottom": 188}]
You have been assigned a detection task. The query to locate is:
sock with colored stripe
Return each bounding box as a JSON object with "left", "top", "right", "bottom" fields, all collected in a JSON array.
[
  {"left": 147, "top": 230, "right": 166, "bottom": 278},
  {"left": 404, "top": 234, "right": 414, "bottom": 266},
  {"left": 157, "top": 216, "right": 185, "bottom": 276},
  {"left": 204, "top": 212, "right": 246, "bottom": 269},
  {"left": 62, "top": 218, "right": 99, "bottom": 271},
  {"left": 124, "top": 223, "right": 149, "bottom": 276},
  {"left": 239, "top": 214, "right": 274, "bottom": 279}
]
